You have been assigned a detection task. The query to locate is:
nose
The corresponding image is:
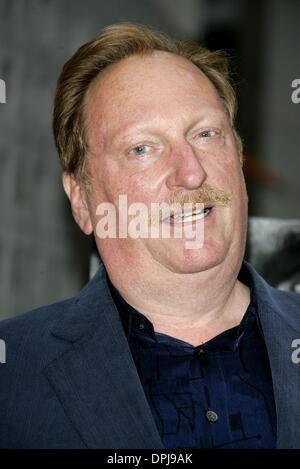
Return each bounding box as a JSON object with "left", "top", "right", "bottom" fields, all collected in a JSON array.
[{"left": 165, "top": 142, "right": 207, "bottom": 191}]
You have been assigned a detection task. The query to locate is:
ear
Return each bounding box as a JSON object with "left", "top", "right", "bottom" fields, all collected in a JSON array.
[{"left": 62, "top": 173, "right": 93, "bottom": 235}]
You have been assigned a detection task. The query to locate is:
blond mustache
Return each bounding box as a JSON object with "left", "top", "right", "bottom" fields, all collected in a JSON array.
[
  {"left": 149, "top": 184, "right": 231, "bottom": 225},
  {"left": 167, "top": 184, "right": 231, "bottom": 207}
]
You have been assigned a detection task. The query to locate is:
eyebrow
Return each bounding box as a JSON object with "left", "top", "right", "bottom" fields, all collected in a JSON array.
[{"left": 109, "top": 109, "right": 227, "bottom": 143}]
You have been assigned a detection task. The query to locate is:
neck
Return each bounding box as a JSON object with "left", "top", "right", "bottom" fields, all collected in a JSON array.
[{"left": 104, "top": 254, "right": 250, "bottom": 346}]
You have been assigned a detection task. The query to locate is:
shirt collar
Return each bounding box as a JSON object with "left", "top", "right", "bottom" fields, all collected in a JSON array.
[{"left": 106, "top": 261, "right": 265, "bottom": 349}]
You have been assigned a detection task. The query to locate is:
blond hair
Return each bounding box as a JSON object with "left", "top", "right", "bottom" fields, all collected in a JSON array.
[{"left": 53, "top": 22, "right": 243, "bottom": 185}]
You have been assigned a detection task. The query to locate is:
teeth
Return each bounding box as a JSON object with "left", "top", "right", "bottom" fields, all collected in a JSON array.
[
  {"left": 171, "top": 207, "right": 211, "bottom": 222},
  {"left": 175, "top": 209, "right": 203, "bottom": 220}
]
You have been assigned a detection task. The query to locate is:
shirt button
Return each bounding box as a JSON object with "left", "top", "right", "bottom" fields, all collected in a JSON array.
[
  {"left": 138, "top": 322, "right": 145, "bottom": 330},
  {"left": 205, "top": 410, "right": 219, "bottom": 423},
  {"left": 196, "top": 348, "right": 206, "bottom": 356}
]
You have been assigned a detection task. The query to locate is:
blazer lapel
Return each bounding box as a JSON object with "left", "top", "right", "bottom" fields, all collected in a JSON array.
[
  {"left": 248, "top": 262, "right": 300, "bottom": 448},
  {"left": 44, "top": 260, "right": 300, "bottom": 448},
  {"left": 43, "top": 265, "right": 164, "bottom": 449}
]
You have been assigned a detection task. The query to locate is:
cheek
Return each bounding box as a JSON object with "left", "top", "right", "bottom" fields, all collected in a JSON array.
[
  {"left": 126, "top": 161, "right": 174, "bottom": 206},
  {"left": 105, "top": 160, "right": 166, "bottom": 204},
  {"left": 91, "top": 163, "right": 154, "bottom": 209},
  {"left": 126, "top": 174, "right": 160, "bottom": 206},
  {"left": 90, "top": 157, "right": 126, "bottom": 200},
  {"left": 204, "top": 156, "right": 235, "bottom": 189}
]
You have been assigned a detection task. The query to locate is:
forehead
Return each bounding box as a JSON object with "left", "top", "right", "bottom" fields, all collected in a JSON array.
[{"left": 83, "top": 51, "right": 225, "bottom": 142}]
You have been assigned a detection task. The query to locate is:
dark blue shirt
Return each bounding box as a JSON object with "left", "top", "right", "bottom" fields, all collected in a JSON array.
[{"left": 107, "top": 266, "right": 277, "bottom": 448}]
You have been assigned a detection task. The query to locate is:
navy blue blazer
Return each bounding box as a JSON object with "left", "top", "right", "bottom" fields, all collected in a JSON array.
[{"left": 0, "top": 262, "right": 300, "bottom": 448}]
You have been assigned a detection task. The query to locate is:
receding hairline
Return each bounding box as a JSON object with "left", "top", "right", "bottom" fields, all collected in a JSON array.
[
  {"left": 82, "top": 49, "right": 230, "bottom": 143},
  {"left": 53, "top": 22, "right": 243, "bottom": 185},
  {"left": 86, "top": 49, "right": 219, "bottom": 90}
]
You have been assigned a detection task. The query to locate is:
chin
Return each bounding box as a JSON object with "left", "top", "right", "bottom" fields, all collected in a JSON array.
[{"left": 156, "top": 239, "right": 228, "bottom": 274}]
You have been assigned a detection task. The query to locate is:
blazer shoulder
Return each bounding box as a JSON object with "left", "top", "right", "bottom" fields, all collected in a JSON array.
[
  {"left": 269, "top": 286, "right": 300, "bottom": 307},
  {"left": 0, "top": 266, "right": 108, "bottom": 364},
  {"left": 0, "top": 294, "right": 81, "bottom": 369},
  {"left": 263, "top": 284, "right": 300, "bottom": 333},
  {"left": 0, "top": 295, "right": 76, "bottom": 337}
]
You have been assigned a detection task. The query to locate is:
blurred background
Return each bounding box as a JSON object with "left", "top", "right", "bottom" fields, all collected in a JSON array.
[{"left": 0, "top": 0, "right": 299, "bottom": 319}]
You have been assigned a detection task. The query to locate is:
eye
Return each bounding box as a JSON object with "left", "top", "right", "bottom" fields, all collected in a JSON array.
[
  {"left": 130, "top": 144, "right": 150, "bottom": 156},
  {"left": 198, "top": 129, "right": 218, "bottom": 138}
]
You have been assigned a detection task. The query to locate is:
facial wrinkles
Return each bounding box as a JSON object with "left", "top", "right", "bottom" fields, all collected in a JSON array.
[
  {"left": 85, "top": 55, "right": 226, "bottom": 148},
  {"left": 84, "top": 53, "right": 238, "bottom": 208},
  {"left": 87, "top": 120, "right": 235, "bottom": 219}
]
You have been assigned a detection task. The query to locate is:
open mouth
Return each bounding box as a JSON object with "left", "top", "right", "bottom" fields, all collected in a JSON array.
[{"left": 163, "top": 206, "right": 213, "bottom": 224}]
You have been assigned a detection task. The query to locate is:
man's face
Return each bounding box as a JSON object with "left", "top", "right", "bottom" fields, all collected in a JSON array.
[{"left": 80, "top": 51, "right": 248, "bottom": 275}]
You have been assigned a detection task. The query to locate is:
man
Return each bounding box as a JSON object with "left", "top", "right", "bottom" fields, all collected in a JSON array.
[{"left": 0, "top": 23, "right": 300, "bottom": 449}]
